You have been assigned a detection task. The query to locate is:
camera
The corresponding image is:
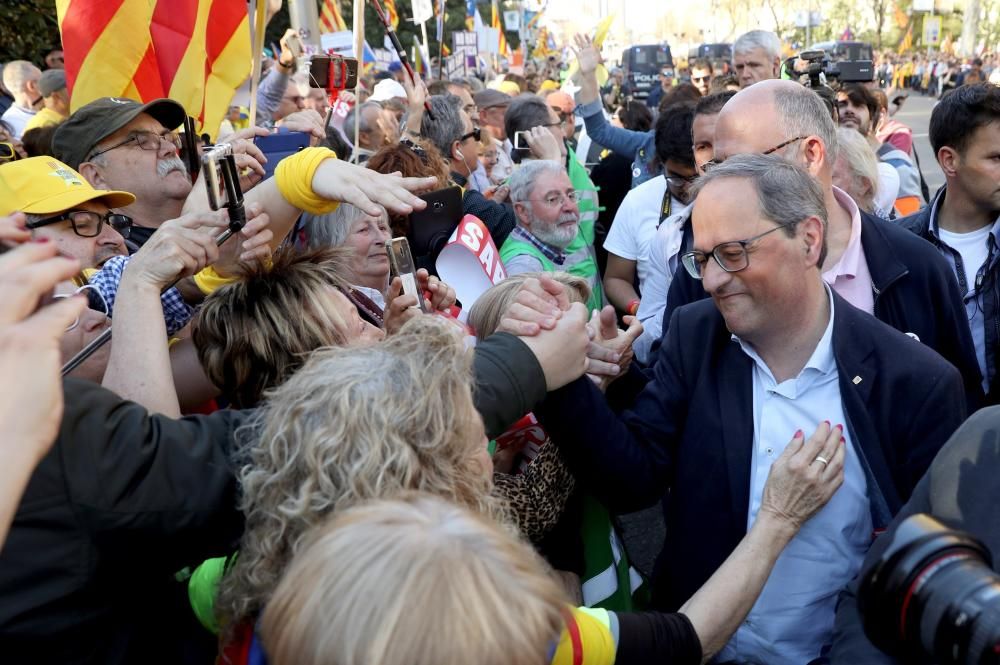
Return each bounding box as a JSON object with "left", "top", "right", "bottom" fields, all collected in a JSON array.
[
  {"left": 858, "top": 514, "right": 1000, "bottom": 664},
  {"left": 788, "top": 50, "right": 874, "bottom": 88}
]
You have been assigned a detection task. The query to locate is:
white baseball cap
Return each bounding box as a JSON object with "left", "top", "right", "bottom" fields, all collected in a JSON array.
[{"left": 371, "top": 78, "right": 407, "bottom": 102}]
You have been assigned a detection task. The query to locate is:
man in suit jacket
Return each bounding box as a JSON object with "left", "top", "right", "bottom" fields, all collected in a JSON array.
[
  {"left": 537, "top": 154, "right": 966, "bottom": 665},
  {"left": 653, "top": 80, "right": 982, "bottom": 413}
]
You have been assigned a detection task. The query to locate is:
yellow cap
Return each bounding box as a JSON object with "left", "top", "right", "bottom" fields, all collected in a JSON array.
[
  {"left": 497, "top": 80, "right": 522, "bottom": 96},
  {"left": 538, "top": 79, "right": 560, "bottom": 92},
  {"left": 0, "top": 156, "right": 135, "bottom": 217}
]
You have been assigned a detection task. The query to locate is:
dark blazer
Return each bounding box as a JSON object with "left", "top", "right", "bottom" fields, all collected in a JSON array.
[
  {"left": 657, "top": 210, "right": 983, "bottom": 411},
  {"left": 898, "top": 187, "right": 1000, "bottom": 406},
  {"left": 538, "top": 292, "right": 966, "bottom": 612}
]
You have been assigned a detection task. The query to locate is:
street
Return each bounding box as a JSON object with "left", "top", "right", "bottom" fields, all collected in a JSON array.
[{"left": 893, "top": 92, "right": 944, "bottom": 195}]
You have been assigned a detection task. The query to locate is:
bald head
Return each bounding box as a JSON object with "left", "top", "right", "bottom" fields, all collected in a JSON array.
[{"left": 713, "top": 80, "right": 837, "bottom": 181}]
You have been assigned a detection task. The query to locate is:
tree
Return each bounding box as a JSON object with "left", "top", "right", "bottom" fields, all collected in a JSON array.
[
  {"left": 871, "top": 0, "right": 889, "bottom": 49},
  {"left": 0, "top": 0, "right": 60, "bottom": 66}
]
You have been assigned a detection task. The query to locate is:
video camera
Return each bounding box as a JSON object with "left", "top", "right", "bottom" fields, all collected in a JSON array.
[
  {"left": 788, "top": 50, "right": 874, "bottom": 88},
  {"left": 858, "top": 513, "right": 1000, "bottom": 665}
]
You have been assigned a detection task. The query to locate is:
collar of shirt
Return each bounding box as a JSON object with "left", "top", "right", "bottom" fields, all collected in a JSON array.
[
  {"left": 926, "top": 188, "right": 1000, "bottom": 244},
  {"left": 511, "top": 225, "right": 567, "bottom": 265},
  {"left": 822, "top": 187, "right": 865, "bottom": 283},
  {"left": 732, "top": 284, "right": 837, "bottom": 397}
]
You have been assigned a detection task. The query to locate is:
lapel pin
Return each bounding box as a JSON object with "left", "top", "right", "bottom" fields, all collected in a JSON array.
[{"left": 853, "top": 376, "right": 863, "bottom": 385}]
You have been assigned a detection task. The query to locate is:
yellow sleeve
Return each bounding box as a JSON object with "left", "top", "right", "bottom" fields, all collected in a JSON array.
[
  {"left": 274, "top": 146, "right": 341, "bottom": 215},
  {"left": 550, "top": 606, "right": 617, "bottom": 665},
  {"left": 192, "top": 265, "right": 236, "bottom": 295}
]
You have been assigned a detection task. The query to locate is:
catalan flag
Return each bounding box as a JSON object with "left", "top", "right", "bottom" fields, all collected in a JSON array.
[
  {"left": 898, "top": 24, "right": 913, "bottom": 54},
  {"left": 492, "top": 0, "right": 508, "bottom": 58},
  {"left": 320, "top": 0, "right": 348, "bottom": 33},
  {"left": 56, "top": 0, "right": 251, "bottom": 139},
  {"left": 384, "top": 0, "right": 400, "bottom": 29}
]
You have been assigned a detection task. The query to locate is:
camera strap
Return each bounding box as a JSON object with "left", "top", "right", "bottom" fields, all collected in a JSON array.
[{"left": 657, "top": 176, "right": 672, "bottom": 229}]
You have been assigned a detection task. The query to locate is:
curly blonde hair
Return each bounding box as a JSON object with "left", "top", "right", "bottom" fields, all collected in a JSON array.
[
  {"left": 218, "top": 317, "right": 503, "bottom": 629},
  {"left": 260, "top": 494, "right": 567, "bottom": 665}
]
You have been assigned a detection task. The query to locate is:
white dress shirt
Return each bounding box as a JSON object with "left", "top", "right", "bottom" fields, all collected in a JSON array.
[{"left": 716, "top": 285, "right": 873, "bottom": 665}]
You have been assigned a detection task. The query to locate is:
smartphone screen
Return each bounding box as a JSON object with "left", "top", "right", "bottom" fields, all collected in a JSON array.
[
  {"left": 513, "top": 130, "right": 530, "bottom": 151},
  {"left": 387, "top": 237, "right": 428, "bottom": 313}
]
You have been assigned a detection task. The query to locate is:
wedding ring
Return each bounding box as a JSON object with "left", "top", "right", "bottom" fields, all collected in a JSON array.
[{"left": 813, "top": 455, "right": 830, "bottom": 467}]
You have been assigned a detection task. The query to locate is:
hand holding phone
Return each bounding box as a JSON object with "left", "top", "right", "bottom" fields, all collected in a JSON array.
[{"left": 387, "top": 237, "right": 428, "bottom": 313}]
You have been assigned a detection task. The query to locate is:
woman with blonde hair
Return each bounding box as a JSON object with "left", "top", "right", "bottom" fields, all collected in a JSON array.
[
  {"left": 213, "top": 317, "right": 501, "bottom": 657},
  {"left": 193, "top": 245, "right": 385, "bottom": 409},
  {"left": 261, "top": 405, "right": 847, "bottom": 665},
  {"left": 261, "top": 495, "right": 569, "bottom": 665}
]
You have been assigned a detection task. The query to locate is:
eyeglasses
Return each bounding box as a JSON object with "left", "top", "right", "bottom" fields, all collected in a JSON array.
[
  {"left": 459, "top": 127, "right": 482, "bottom": 142},
  {"left": 692, "top": 75, "right": 711, "bottom": 83},
  {"left": 551, "top": 107, "right": 573, "bottom": 121},
  {"left": 703, "top": 135, "right": 811, "bottom": 171},
  {"left": 680, "top": 221, "right": 797, "bottom": 280},
  {"left": 27, "top": 210, "right": 133, "bottom": 239},
  {"left": 528, "top": 190, "right": 582, "bottom": 207},
  {"left": 53, "top": 284, "right": 109, "bottom": 332},
  {"left": 88, "top": 130, "right": 182, "bottom": 160},
  {"left": 666, "top": 173, "right": 698, "bottom": 187}
]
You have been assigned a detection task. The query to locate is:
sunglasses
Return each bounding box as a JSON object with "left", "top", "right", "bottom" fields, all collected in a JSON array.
[{"left": 459, "top": 127, "right": 482, "bottom": 142}]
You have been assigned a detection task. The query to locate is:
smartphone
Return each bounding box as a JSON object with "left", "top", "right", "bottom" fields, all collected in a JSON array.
[
  {"left": 513, "top": 130, "right": 530, "bottom": 150},
  {"left": 284, "top": 32, "right": 304, "bottom": 60},
  {"left": 309, "top": 55, "right": 360, "bottom": 91},
  {"left": 407, "top": 186, "right": 463, "bottom": 261},
  {"left": 387, "top": 237, "right": 428, "bottom": 313},
  {"left": 202, "top": 144, "right": 231, "bottom": 211},
  {"left": 254, "top": 131, "right": 311, "bottom": 180}
]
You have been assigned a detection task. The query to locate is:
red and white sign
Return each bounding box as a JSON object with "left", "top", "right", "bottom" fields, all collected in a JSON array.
[{"left": 436, "top": 214, "right": 507, "bottom": 322}]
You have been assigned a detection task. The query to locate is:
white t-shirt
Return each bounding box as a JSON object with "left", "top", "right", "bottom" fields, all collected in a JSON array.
[
  {"left": 1, "top": 104, "right": 36, "bottom": 139},
  {"left": 938, "top": 224, "right": 992, "bottom": 393},
  {"left": 874, "top": 162, "right": 899, "bottom": 217},
  {"left": 632, "top": 208, "right": 691, "bottom": 363},
  {"left": 604, "top": 175, "right": 690, "bottom": 297}
]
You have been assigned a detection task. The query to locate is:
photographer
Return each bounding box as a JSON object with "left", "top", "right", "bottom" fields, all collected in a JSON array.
[{"left": 830, "top": 406, "right": 1000, "bottom": 662}]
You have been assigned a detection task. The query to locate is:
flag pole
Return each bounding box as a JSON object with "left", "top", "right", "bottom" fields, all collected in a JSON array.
[
  {"left": 247, "top": 0, "right": 268, "bottom": 128},
  {"left": 353, "top": 0, "right": 363, "bottom": 164}
]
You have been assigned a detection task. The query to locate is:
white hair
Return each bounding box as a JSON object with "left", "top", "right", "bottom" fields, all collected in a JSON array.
[
  {"left": 834, "top": 128, "right": 879, "bottom": 212},
  {"left": 2, "top": 60, "right": 41, "bottom": 104},
  {"left": 508, "top": 160, "right": 566, "bottom": 205},
  {"left": 733, "top": 30, "right": 781, "bottom": 60}
]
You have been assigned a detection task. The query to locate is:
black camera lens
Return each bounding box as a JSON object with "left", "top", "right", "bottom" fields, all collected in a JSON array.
[{"left": 858, "top": 514, "right": 1000, "bottom": 665}]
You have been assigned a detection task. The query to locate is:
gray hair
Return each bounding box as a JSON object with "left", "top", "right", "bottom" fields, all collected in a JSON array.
[
  {"left": 508, "top": 160, "right": 566, "bottom": 207},
  {"left": 772, "top": 83, "right": 839, "bottom": 163},
  {"left": 834, "top": 127, "right": 879, "bottom": 212},
  {"left": 691, "top": 153, "right": 828, "bottom": 266},
  {"left": 300, "top": 203, "right": 388, "bottom": 250},
  {"left": 2, "top": 60, "right": 40, "bottom": 99},
  {"left": 421, "top": 94, "right": 465, "bottom": 159},
  {"left": 504, "top": 95, "right": 553, "bottom": 163},
  {"left": 733, "top": 30, "right": 781, "bottom": 60},
  {"left": 343, "top": 102, "right": 382, "bottom": 139}
]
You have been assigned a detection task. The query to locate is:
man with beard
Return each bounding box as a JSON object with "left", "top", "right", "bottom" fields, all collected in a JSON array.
[
  {"left": 837, "top": 84, "right": 923, "bottom": 215},
  {"left": 501, "top": 159, "right": 604, "bottom": 313}
]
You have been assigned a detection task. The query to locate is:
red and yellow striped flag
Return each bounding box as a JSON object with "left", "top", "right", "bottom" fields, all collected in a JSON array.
[
  {"left": 492, "top": 1, "right": 508, "bottom": 58},
  {"left": 320, "top": 0, "right": 348, "bottom": 33},
  {"left": 56, "top": 0, "right": 251, "bottom": 139},
  {"left": 384, "top": 0, "right": 400, "bottom": 29}
]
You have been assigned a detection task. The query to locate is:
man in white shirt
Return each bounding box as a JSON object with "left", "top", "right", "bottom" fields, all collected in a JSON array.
[
  {"left": 0, "top": 61, "right": 41, "bottom": 139},
  {"left": 603, "top": 103, "right": 695, "bottom": 325},
  {"left": 634, "top": 91, "right": 735, "bottom": 362},
  {"left": 899, "top": 82, "right": 1000, "bottom": 404}
]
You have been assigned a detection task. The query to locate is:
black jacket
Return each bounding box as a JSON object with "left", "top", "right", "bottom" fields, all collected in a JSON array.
[
  {"left": 660, "top": 209, "right": 983, "bottom": 411},
  {"left": 898, "top": 187, "right": 1000, "bottom": 405},
  {"left": 538, "top": 293, "right": 966, "bottom": 613},
  {"left": 451, "top": 171, "right": 516, "bottom": 248},
  {"left": 0, "top": 379, "right": 248, "bottom": 665},
  {"left": 830, "top": 406, "right": 1000, "bottom": 663}
]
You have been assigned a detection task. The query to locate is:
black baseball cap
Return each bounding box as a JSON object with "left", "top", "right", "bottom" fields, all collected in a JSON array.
[{"left": 52, "top": 97, "right": 186, "bottom": 170}]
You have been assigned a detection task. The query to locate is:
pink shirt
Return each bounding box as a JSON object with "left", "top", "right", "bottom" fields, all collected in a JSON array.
[{"left": 822, "top": 187, "right": 874, "bottom": 314}]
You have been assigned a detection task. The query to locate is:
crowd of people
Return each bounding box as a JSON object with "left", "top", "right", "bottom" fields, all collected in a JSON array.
[{"left": 2, "top": 19, "right": 1000, "bottom": 665}]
